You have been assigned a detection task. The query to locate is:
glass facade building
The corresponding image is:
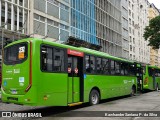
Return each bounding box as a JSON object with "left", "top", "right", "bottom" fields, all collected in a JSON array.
[
  {"left": 70, "top": 0, "right": 122, "bottom": 57},
  {"left": 32, "top": 0, "right": 122, "bottom": 57},
  {"left": 70, "top": 0, "right": 98, "bottom": 44}
]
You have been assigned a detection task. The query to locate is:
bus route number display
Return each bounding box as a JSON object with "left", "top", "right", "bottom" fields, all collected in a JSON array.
[{"left": 18, "top": 46, "right": 25, "bottom": 59}]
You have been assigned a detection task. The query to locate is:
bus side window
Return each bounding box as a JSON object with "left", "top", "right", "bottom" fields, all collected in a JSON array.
[
  {"left": 85, "top": 55, "right": 90, "bottom": 73},
  {"left": 110, "top": 60, "right": 115, "bottom": 75},
  {"left": 85, "top": 55, "right": 95, "bottom": 74},
  {"left": 90, "top": 56, "right": 95, "bottom": 73},
  {"left": 124, "top": 63, "right": 129, "bottom": 75},
  {"left": 128, "top": 64, "right": 136, "bottom": 76},
  {"left": 148, "top": 67, "right": 153, "bottom": 76},
  {"left": 142, "top": 66, "right": 146, "bottom": 75},
  {"left": 115, "top": 61, "right": 121, "bottom": 75},
  {"left": 53, "top": 48, "right": 64, "bottom": 72},
  {"left": 102, "top": 58, "right": 110, "bottom": 75},
  {"left": 41, "top": 47, "right": 47, "bottom": 71},
  {"left": 120, "top": 62, "right": 125, "bottom": 75},
  {"left": 41, "top": 46, "right": 64, "bottom": 72},
  {"left": 96, "top": 57, "right": 102, "bottom": 74},
  {"left": 41, "top": 46, "right": 53, "bottom": 71}
]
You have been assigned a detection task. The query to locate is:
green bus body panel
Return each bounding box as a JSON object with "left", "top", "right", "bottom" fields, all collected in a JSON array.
[
  {"left": 1, "top": 86, "right": 37, "bottom": 105},
  {"left": 3, "top": 61, "right": 29, "bottom": 95},
  {"left": 68, "top": 77, "right": 80, "bottom": 103},
  {"left": 2, "top": 41, "right": 30, "bottom": 95},
  {"left": 2, "top": 38, "right": 137, "bottom": 106},
  {"left": 73, "top": 77, "right": 80, "bottom": 103},
  {"left": 83, "top": 75, "right": 136, "bottom": 102},
  {"left": 143, "top": 65, "right": 160, "bottom": 90},
  {"left": 68, "top": 77, "right": 72, "bottom": 103}
]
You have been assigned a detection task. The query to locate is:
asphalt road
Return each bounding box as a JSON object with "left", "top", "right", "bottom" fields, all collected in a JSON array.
[{"left": 0, "top": 91, "right": 160, "bottom": 120}]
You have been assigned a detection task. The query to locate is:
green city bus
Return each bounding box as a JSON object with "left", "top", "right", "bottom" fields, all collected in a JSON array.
[
  {"left": 143, "top": 65, "right": 160, "bottom": 91},
  {"left": 1, "top": 38, "right": 138, "bottom": 106}
]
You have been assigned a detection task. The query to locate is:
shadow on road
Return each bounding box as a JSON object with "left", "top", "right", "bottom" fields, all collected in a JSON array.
[{"left": 16, "top": 93, "right": 145, "bottom": 117}]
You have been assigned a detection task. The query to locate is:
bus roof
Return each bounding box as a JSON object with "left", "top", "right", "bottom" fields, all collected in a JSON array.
[{"left": 5, "top": 38, "right": 135, "bottom": 64}]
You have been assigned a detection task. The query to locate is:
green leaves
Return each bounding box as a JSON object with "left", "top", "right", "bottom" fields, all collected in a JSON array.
[{"left": 143, "top": 16, "right": 160, "bottom": 49}]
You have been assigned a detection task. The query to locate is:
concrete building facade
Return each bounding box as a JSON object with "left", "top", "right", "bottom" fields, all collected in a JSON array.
[
  {"left": 148, "top": 3, "right": 160, "bottom": 67},
  {"left": 128, "top": 0, "right": 136, "bottom": 61},
  {"left": 0, "top": 0, "right": 156, "bottom": 65},
  {"left": 31, "top": 0, "right": 123, "bottom": 57},
  {"left": 129, "top": 0, "right": 150, "bottom": 64},
  {"left": 23, "top": 0, "right": 122, "bottom": 57},
  {"left": 0, "top": 0, "right": 123, "bottom": 58},
  {"left": 0, "top": 0, "right": 30, "bottom": 63},
  {"left": 121, "top": 0, "right": 129, "bottom": 59},
  {"left": 31, "top": 0, "right": 70, "bottom": 42}
]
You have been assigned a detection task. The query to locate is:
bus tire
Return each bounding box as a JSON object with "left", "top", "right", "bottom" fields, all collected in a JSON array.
[
  {"left": 156, "top": 84, "right": 159, "bottom": 91},
  {"left": 131, "top": 86, "right": 136, "bottom": 96},
  {"left": 89, "top": 89, "right": 100, "bottom": 105}
]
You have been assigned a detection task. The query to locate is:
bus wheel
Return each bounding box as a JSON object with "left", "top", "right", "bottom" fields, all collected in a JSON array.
[
  {"left": 89, "top": 89, "right": 100, "bottom": 105},
  {"left": 131, "top": 86, "right": 136, "bottom": 96},
  {"left": 156, "top": 84, "right": 159, "bottom": 92}
]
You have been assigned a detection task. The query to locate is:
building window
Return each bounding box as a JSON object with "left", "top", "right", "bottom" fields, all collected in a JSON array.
[
  {"left": 102, "top": 58, "right": 110, "bottom": 74},
  {"left": 85, "top": 55, "right": 95, "bottom": 74},
  {"left": 41, "top": 45, "right": 65, "bottom": 72},
  {"left": 115, "top": 61, "right": 121, "bottom": 75},
  {"left": 111, "top": 60, "right": 115, "bottom": 75},
  {"left": 96, "top": 57, "right": 102, "bottom": 74}
]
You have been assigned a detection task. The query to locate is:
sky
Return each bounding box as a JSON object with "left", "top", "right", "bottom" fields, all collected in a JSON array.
[{"left": 148, "top": 0, "right": 160, "bottom": 9}]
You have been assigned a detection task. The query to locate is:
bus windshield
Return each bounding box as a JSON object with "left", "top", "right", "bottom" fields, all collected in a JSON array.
[{"left": 4, "top": 42, "right": 28, "bottom": 65}]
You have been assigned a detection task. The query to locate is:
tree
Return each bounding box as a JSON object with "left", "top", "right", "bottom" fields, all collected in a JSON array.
[{"left": 143, "top": 15, "right": 160, "bottom": 49}]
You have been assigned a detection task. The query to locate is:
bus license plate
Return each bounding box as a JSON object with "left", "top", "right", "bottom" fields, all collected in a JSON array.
[{"left": 11, "top": 90, "right": 17, "bottom": 94}]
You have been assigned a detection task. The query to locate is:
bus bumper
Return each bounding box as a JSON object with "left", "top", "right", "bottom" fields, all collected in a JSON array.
[{"left": 1, "top": 87, "right": 37, "bottom": 106}]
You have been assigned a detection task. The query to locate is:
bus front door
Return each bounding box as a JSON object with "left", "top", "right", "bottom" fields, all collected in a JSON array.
[
  {"left": 68, "top": 56, "right": 83, "bottom": 103},
  {"left": 137, "top": 67, "right": 143, "bottom": 92},
  {"left": 152, "top": 70, "right": 156, "bottom": 90}
]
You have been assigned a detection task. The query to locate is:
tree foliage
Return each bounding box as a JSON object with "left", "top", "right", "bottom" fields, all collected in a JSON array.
[{"left": 143, "top": 15, "right": 160, "bottom": 49}]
